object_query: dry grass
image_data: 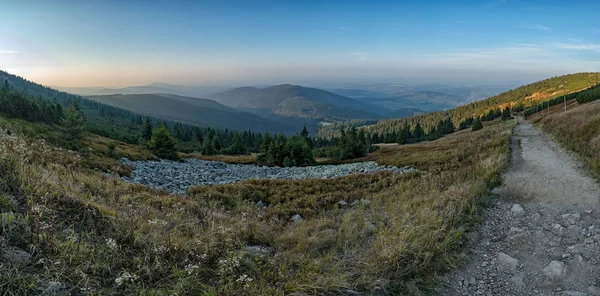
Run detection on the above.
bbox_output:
[534,99,600,180]
[0,118,515,295]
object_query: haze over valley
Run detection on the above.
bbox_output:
[1,1,600,295]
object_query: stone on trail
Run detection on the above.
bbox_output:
[562,291,589,296]
[497,252,519,272]
[542,260,566,279]
[588,285,600,296]
[511,204,525,216]
[291,214,303,223]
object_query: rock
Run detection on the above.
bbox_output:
[511,204,525,216]
[497,252,519,272]
[469,277,477,286]
[244,246,272,256]
[588,285,600,296]
[542,260,566,279]
[38,281,67,294]
[5,248,32,265]
[584,210,593,214]
[256,200,265,208]
[291,214,303,223]
[562,291,589,296]
[336,200,348,207]
[510,275,524,288]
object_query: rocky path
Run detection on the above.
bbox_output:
[442,117,600,296]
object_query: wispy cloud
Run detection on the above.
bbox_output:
[350,50,368,61]
[510,43,538,47]
[551,43,600,50]
[0,50,19,54]
[518,24,552,31]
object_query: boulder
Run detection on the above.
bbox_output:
[497,252,519,272]
[291,214,303,223]
[511,204,525,216]
[542,260,566,279]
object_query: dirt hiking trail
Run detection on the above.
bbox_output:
[441,117,600,296]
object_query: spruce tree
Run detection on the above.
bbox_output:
[142,118,153,142]
[472,117,483,131]
[501,106,512,120]
[60,103,86,150]
[149,126,179,160]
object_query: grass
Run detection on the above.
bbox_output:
[0,118,515,295]
[532,99,600,180]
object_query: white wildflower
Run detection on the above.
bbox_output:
[147,219,167,226]
[184,264,200,275]
[115,271,138,286]
[106,238,117,249]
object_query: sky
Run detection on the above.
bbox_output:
[0,0,599,87]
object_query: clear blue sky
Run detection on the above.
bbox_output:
[0,0,599,87]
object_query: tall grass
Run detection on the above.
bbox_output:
[536,100,600,180]
[0,119,514,295]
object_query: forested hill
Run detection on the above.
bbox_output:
[87,94,291,133]
[0,71,265,149]
[208,84,383,120]
[367,72,600,135]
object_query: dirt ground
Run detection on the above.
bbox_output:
[440,117,600,296]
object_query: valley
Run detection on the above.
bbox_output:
[1,70,600,295]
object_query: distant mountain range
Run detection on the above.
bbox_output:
[59,83,229,98]
[87,94,293,132]
[56,81,512,133]
[207,84,383,120]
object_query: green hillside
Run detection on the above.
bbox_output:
[366,72,600,137]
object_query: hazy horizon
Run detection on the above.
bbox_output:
[1,0,599,88]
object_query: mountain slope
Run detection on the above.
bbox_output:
[367,72,600,135]
[358,91,463,113]
[208,84,383,120]
[88,94,292,132]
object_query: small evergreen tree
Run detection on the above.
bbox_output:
[212,136,222,153]
[501,106,512,120]
[300,125,313,148]
[150,126,179,160]
[413,123,424,139]
[202,133,215,155]
[142,118,153,142]
[472,117,483,131]
[226,132,247,155]
[60,103,86,150]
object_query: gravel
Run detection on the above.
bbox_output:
[120,158,416,194]
[441,118,600,295]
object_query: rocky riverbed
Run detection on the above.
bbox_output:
[120,158,417,194]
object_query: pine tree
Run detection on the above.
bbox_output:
[227,132,247,155]
[472,117,483,131]
[149,126,179,160]
[60,103,86,150]
[260,132,273,152]
[413,123,424,139]
[212,135,222,153]
[501,106,512,120]
[202,133,215,155]
[300,125,313,148]
[142,118,153,142]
